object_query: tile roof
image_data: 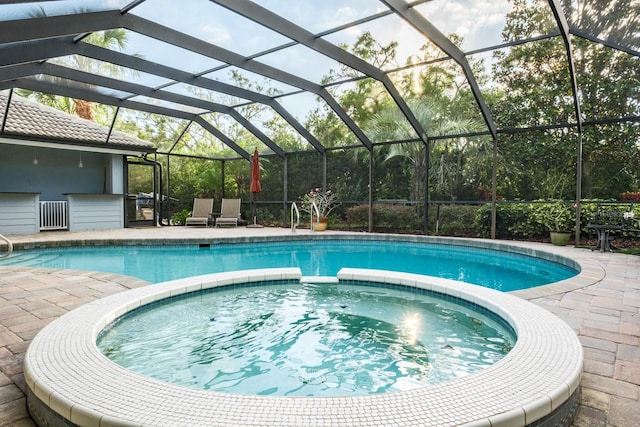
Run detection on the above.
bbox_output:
[0,93,155,152]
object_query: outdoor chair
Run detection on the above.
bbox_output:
[215,198,242,227]
[185,198,214,227]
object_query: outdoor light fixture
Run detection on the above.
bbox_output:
[33,149,38,166]
[78,152,83,168]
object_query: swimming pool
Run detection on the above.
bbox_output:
[2,238,577,291]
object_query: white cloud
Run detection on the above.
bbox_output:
[414,0,511,51]
[201,24,232,46]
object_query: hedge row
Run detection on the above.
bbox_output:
[342,201,639,239]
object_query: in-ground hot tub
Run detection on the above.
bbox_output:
[96,276,517,397]
[24,268,582,426]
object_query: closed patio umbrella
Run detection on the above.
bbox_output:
[248,149,263,227]
[250,149,261,193]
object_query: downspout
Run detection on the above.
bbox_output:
[165,123,190,224]
[142,154,163,226]
[123,159,129,228]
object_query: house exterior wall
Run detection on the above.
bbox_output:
[0,144,113,199]
[0,143,129,235]
[105,154,124,194]
[0,193,40,235]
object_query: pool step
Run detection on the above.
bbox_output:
[300,276,339,284]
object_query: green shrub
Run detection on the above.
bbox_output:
[345,204,420,230]
[376,204,419,229]
[531,201,575,233]
[348,200,638,242]
[345,204,369,227]
[474,203,546,239]
[171,209,191,226]
[433,204,480,237]
[473,204,535,238]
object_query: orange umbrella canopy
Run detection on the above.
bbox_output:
[250,149,261,193]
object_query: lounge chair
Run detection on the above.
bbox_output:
[185,198,214,227]
[215,198,242,227]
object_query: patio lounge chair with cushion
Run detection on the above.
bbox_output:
[185,198,214,227]
[215,198,242,227]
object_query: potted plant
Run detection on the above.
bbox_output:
[543,201,574,246]
[300,188,338,231]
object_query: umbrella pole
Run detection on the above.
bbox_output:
[250,192,255,222]
[247,192,264,228]
[252,199,257,224]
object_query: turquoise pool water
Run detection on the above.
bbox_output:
[1,239,577,291]
[98,281,516,397]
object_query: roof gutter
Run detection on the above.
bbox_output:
[0,137,154,157]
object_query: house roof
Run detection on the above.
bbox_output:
[0,93,155,154]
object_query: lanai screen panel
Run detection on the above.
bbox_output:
[126,95,209,115]
[171,119,231,157]
[1,0,637,161]
[412,0,514,53]
[131,0,293,58]
[163,83,252,108]
[322,11,444,70]
[25,75,135,100]
[200,111,273,156]
[87,30,226,76]
[275,91,360,149]
[48,55,174,89]
[251,0,388,35]
[563,0,640,53]
[111,110,191,151]
[0,1,130,20]
[258,44,364,85]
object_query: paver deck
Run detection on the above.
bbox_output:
[1,227,638,426]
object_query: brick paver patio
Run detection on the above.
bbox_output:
[0,228,638,426]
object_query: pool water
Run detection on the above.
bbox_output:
[1,240,576,291]
[97,282,516,397]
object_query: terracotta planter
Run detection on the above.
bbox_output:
[550,231,571,246]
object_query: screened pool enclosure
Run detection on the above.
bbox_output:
[1,0,638,241]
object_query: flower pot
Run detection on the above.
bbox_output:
[550,231,571,246]
[313,222,328,232]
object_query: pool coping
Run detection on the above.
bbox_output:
[24,266,584,427]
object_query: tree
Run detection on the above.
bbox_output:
[323,32,401,136]
[492,0,640,199]
[19,5,130,122]
[367,99,483,201]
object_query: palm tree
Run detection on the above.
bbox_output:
[367,98,481,201]
[19,7,130,122]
